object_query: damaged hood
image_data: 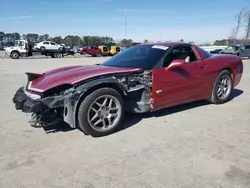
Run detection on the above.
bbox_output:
[27,65,141,93]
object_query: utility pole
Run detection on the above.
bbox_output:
[124,8,128,39]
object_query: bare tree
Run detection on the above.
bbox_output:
[244,11,250,40]
[233,8,245,41]
[230,28,237,41]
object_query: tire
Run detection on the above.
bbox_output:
[77,88,124,137]
[10,51,20,59]
[40,46,45,51]
[80,51,87,55]
[54,53,62,58]
[208,70,233,104]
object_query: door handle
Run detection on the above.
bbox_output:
[200,64,207,69]
[156,90,162,94]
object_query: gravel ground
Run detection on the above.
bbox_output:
[0,57,249,188]
[0,51,5,58]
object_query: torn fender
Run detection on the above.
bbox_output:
[64,76,129,128]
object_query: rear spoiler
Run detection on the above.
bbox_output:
[25,72,44,82]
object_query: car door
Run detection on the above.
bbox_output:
[246,45,250,57]
[239,45,250,57]
[50,42,58,50]
[42,41,49,49]
[152,45,207,110]
[87,47,95,54]
[223,46,234,54]
[93,47,101,54]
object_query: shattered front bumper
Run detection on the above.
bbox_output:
[13,87,44,113]
[12,86,79,128]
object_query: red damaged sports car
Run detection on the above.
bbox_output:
[13,42,243,137]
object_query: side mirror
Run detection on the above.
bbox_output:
[167,58,187,69]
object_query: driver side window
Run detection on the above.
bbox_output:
[163,46,198,67]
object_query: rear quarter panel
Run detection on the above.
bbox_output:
[202,54,243,97]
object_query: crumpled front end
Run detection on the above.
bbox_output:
[12,86,78,128]
[13,87,43,113]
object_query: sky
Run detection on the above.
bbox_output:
[0,0,250,43]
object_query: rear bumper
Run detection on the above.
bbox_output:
[13,87,43,113]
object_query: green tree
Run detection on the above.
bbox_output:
[143,39,148,43]
[63,36,73,46]
[4,33,14,43]
[38,34,50,41]
[26,33,39,42]
[0,31,5,41]
[120,39,133,46]
[213,39,228,45]
[51,36,63,44]
[12,32,21,40]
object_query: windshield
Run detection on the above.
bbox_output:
[14,41,24,47]
[234,46,240,50]
[102,44,169,69]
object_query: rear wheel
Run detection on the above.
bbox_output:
[77,88,124,137]
[54,53,62,58]
[208,70,233,104]
[40,46,45,51]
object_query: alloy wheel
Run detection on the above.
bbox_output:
[87,95,121,132]
[217,75,232,99]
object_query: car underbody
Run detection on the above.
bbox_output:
[13,70,153,129]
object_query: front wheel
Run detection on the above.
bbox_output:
[10,51,20,59]
[80,51,87,55]
[77,88,124,137]
[208,70,233,104]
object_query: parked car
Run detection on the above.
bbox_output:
[80,46,103,57]
[34,41,63,51]
[98,45,110,56]
[220,44,239,55]
[119,47,127,51]
[12,42,243,137]
[109,46,121,56]
[210,49,223,54]
[220,44,250,58]
[64,46,77,55]
[238,44,250,58]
